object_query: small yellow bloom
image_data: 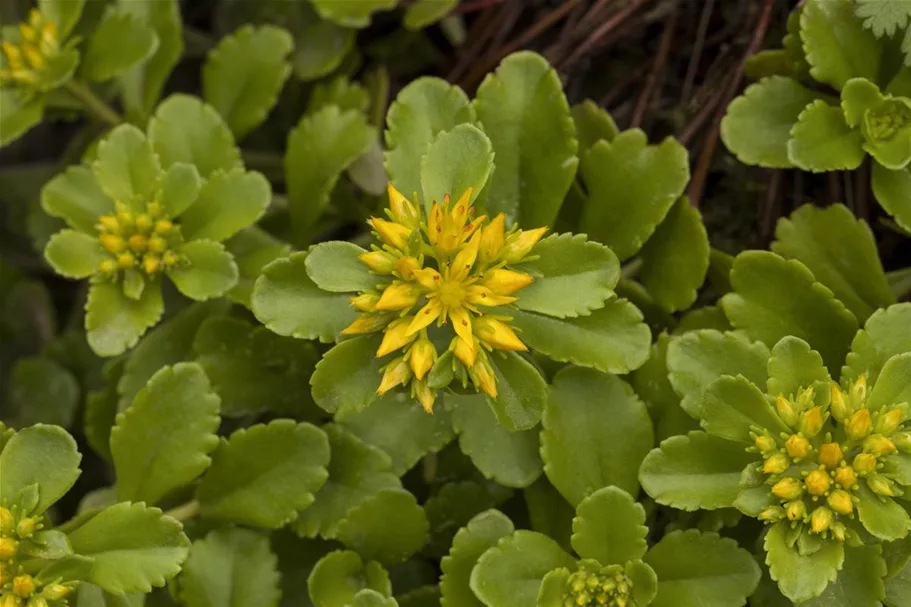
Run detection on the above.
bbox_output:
[810,507,833,534]
[13,574,36,597]
[875,408,904,435]
[128,233,148,253]
[0,537,18,559]
[360,250,397,274]
[853,453,877,474]
[799,406,824,437]
[830,384,850,421]
[375,282,420,311]
[479,213,506,263]
[42,584,72,601]
[376,317,418,357]
[117,252,136,269]
[465,285,516,307]
[395,256,420,280]
[864,434,897,456]
[427,189,479,256]
[867,472,896,497]
[100,233,126,254]
[754,435,777,453]
[409,338,436,381]
[98,259,117,274]
[350,293,380,312]
[846,408,872,440]
[501,227,547,263]
[804,469,831,496]
[759,506,784,522]
[451,335,477,368]
[377,358,411,395]
[771,478,803,500]
[15,517,37,538]
[147,236,168,253]
[98,215,120,232]
[0,506,13,533]
[163,251,181,267]
[154,219,173,234]
[851,374,868,403]
[817,443,843,468]
[0,594,19,607]
[762,453,789,475]
[473,317,527,351]
[776,395,799,427]
[371,217,411,250]
[341,314,388,335]
[834,465,858,489]
[414,381,435,413]
[785,434,811,459]
[831,522,847,542]
[387,185,420,227]
[785,499,806,521]
[142,255,161,275]
[481,268,534,296]
[471,354,498,398]
[827,490,854,515]
[134,214,153,233]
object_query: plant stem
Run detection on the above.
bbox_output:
[164,500,200,522]
[64,80,122,126]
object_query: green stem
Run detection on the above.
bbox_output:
[64,80,122,126]
[164,500,200,522]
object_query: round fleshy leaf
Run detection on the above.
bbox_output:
[0,89,44,147]
[699,375,787,443]
[308,551,392,607]
[542,367,653,505]
[195,420,330,529]
[626,561,659,607]
[86,279,164,357]
[179,527,280,607]
[470,531,575,607]
[310,0,398,28]
[763,521,844,603]
[871,162,911,233]
[93,124,161,203]
[290,2,354,81]
[842,77,885,128]
[311,335,385,416]
[572,100,618,151]
[160,162,202,218]
[178,169,270,242]
[485,351,547,431]
[305,241,377,293]
[867,351,911,414]
[472,51,578,227]
[766,336,831,400]
[167,240,239,301]
[41,165,114,233]
[404,0,458,30]
[6,357,79,428]
[800,544,886,607]
[81,6,159,82]
[0,424,81,515]
[420,123,494,213]
[441,510,515,607]
[801,0,883,90]
[222,226,290,308]
[639,431,756,511]
[856,483,911,541]
[845,303,911,385]
[787,100,865,171]
[425,481,503,559]
[536,568,570,607]
[337,488,429,565]
[45,229,106,278]
[571,486,647,566]
[252,251,358,343]
[885,553,911,606]
[645,529,761,607]
[111,363,220,506]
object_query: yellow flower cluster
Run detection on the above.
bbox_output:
[343,185,546,412]
[752,376,910,541]
[563,568,634,607]
[96,201,183,278]
[1,506,74,607]
[0,9,58,87]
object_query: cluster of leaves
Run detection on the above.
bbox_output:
[2,1,911,607]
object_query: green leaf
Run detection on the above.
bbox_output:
[773,203,895,323]
[872,163,911,233]
[203,25,293,140]
[117,300,229,411]
[800,544,886,607]
[846,303,911,384]
[842,77,885,128]
[473,51,578,227]
[6,357,79,428]
[721,251,859,375]
[542,367,653,506]
[571,486,647,566]
[580,129,689,260]
[310,0,398,28]
[447,393,542,488]
[82,6,159,82]
[179,528,280,607]
[86,279,164,357]
[856,482,911,541]
[66,502,189,594]
[45,229,106,278]
[801,0,882,90]
[486,351,547,431]
[117,0,183,122]
[353,590,398,607]
[639,431,755,511]
[193,316,320,418]
[337,392,455,476]
[404,0,458,29]
[148,94,242,179]
[638,197,710,313]
[293,424,401,539]
[886,555,911,607]
[311,335,385,416]
[223,227,291,308]
[93,125,161,203]
[787,100,866,171]
[178,168,270,242]
[469,531,574,607]
[160,162,202,218]
[720,76,820,168]
[291,2,355,81]
[41,165,114,234]
[286,105,376,239]
[699,375,787,443]
[763,521,844,602]
[384,77,475,202]
[513,233,618,318]
[855,0,911,36]
[306,241,377,293]
[167,240,239,301]
[510,300,652,375]
[425,481,500,559]
[0,89,44,147]
[766,336,831,400]
[195,419,330,528]
[441,510,515,607]
[338,488,430,565]
[572,100,618,151]
[253,252,358,343]
[420,123,494,212]
[308,551,392,607]
[74,583,144,607]
[308,76,369,114]
[111,363,220,506]
[645,529,761,607]
[0,424,80,514]
[39,0,85,37]
[868,351,911,410]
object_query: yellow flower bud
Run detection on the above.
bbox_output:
[830,384,850,421]
[163,251,181,267]
[376,317,418,357]
[0,506,13,533]
[474,317,527,352]
[846,408,872,441]
[147,236,168,254]
[375,282,420,311]
[128,234,147,253]
[785,499,807,521]
[1,41,23,69]
[818,443,843,468]
[785,434,811,459]
[481,268,534,296]
[501,227,547,263]
[147,201,163,217]
[98,258,117,274]
[15,517,37,538]
[772,478,803,500]
[810,507,834,534]
[414,381,435,413]
[758,506,784,522]
[41,584,72,601]
[100,233,126,254]
[851,374,868,404]
[154,219,173,234]
[0,561,9,585]
[142,255,161,275]
[471,355,498,398]
[827,490,854,515]
[360,250,397,274]
[116,208,134,226]
[97,215,120,233]
[377,357,411,395]
[834,465,858,489]
[370,217,411,250]
[875,408,904,435]
[0,595,19,607]
[853,453,878,474]
[451,335,477,368]
[409,338,436,381]
[763,453,789,475]
[864,434,897,456]
[13,574,36,597]
[867,472,897,497]
[387,185,420,227]
[0,537,17,559]
[479,213,506,263]
[755,435,777,453]
[831,522,847,542]
[117,252,136,268]
[134,214,153,232]
[22,44,44,70]
[395,256,420,280]
[799,406,824,437]
[796,386,816,410]
[776,396,799,427]
[350,293,380,312]
[341,314,388,336]
[805,469,831,496]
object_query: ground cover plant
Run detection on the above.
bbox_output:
[1,1,910,607]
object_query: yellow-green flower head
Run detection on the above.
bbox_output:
[95,201,185,281]
[0,9,59,87]
[343,185,546,412]
[563,566,634,607]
